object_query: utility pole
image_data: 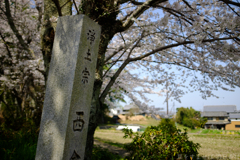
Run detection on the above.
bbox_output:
[166,81,169,115]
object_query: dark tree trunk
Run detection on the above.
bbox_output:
[79,1,124,159]
[42,0,72,82]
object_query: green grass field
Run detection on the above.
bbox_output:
[189,134,240,160]
[119,117,160,127]
[94,129,240,160]
[95,119,240,160]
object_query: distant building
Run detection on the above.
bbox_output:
[121,105,134,115]
[226,113,240,130]
[203,105,237,113]
[201,111,230,129]
[121,104,146,116]
[201,105,240,130]
[158,111,174,119]
[109,108,121,117]
[109,104,146,117]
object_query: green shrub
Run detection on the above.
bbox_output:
[0,129,38,160]
[182,117,195,129]
[0,119,39,160]
[123,119,200,160]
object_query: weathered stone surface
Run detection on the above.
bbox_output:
[35,14,101,160]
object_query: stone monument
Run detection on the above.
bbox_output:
[35,15,101,160]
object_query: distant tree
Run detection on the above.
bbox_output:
[199,117,208,128]
[176,107,204,129]
[129,106,140,116]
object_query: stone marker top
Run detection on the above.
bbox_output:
[35,14,101,160]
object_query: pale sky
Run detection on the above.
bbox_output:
[147,87,240,112]
[121,71,240,113]
[124,65,240,113]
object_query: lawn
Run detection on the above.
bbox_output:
[94,129,132,145]
[119,117,160,127]
[189,134,240,160]
[94,129,240,160]
[96,119,240,159]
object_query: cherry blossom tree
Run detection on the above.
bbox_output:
[0,0,239,158]
[0,0,44,127]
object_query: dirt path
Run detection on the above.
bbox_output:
[94,139,130,158]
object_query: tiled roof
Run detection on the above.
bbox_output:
[205,121,230,125]
[123,105,134,110]
[229,113,240,119]
[201,111,228,117]
[203,105,236,112]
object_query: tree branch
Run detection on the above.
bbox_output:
[4,0,32,57]
[182,0,194,10]
[105,46,124,63]
[103,50,126,78]
[122,0,167,31]
[219,0,240,7]
[73,0,79,14]
[100,59,130,103]
[156,5,194,25]
[51,0,62,16]
[142,60,240,87]
[105,30,147,63]
[225,2,240,16]
[0,30,12,58]
[100,31,146,101]
[129,37,237,62]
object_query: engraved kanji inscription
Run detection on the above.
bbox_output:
[87,29,95,45]
[82,67,90,84]
[70,150,81,160]
[73,112,84,132]
[84,49,91,61]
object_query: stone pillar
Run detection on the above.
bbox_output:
[35,14,101,160]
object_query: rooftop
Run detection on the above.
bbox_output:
[205,121,230,125]
[201,111,228,117]
[203,105,237,112]
[123,105,138,110]
[229,113,240,119]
